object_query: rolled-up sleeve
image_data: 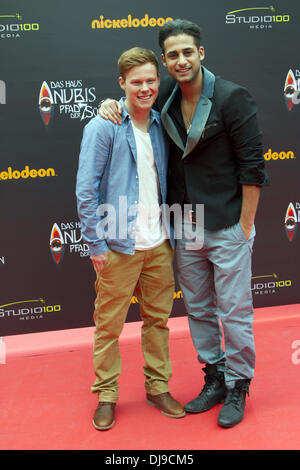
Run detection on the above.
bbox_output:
[223,87,269,187]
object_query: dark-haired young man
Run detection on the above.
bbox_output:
[99,19,269,428]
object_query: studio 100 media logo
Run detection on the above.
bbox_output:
[0,298,61,323]
[225,5,290,30]
[0,12,39,39]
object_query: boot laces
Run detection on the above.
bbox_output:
[226,381,249,407]
[202,367,223,392]
[203,374,216,392]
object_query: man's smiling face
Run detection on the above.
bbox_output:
[119,62,160,113]
[161,33,205,84]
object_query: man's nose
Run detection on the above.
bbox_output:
[140,82,150,92]
[178,53,187,66]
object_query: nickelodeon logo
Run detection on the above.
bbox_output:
[0,165,56,181]
[131,290,183,304]
[264,149,295,160]
[91,13,173,30]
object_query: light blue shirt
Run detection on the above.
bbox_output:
[76,99,171,256]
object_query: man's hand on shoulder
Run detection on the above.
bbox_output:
[98,99,123,125]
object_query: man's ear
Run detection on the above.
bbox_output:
[161,53,167,67]
[118,76,125,90]
[199,46,205,61]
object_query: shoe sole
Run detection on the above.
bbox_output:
[218,414,244,428]
[92,419,115,431]
[146,400,186,418]
[184,397,225,413]
[217,419,243,428]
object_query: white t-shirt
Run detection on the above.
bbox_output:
[132,124,167,250]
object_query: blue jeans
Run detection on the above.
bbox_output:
[175,222,256,388]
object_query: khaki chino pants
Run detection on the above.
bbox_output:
[91,241,175,402]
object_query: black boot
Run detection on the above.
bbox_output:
[184,363,227,413]
[218,379,250,428]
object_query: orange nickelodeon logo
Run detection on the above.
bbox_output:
[264,149,295,161]
[0,165,56,181]
[91,13,173,29]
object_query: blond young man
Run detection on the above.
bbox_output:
[76,47,185,431]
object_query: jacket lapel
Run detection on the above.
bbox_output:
[183,95,212,159]
[161,84,185,152]
[160,66,216,159]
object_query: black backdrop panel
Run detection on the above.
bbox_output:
[1,0,300,335]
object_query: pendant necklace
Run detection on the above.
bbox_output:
[181,100,197,135]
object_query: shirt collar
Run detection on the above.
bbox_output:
[119,97,160,125]
[161,66,215,117]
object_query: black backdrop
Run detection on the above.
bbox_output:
[1,0,299,336]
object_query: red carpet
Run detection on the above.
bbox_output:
[0,304,299,450]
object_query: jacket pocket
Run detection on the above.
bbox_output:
[200,122,218,139]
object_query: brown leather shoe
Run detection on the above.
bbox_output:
[146,392,186,418]
[93,402,116,430]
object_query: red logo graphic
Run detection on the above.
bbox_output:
[284,202,297,242]
[39,81,54,126]
[50,223,64,265]
[284,70,298,111]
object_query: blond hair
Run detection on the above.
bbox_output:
[118,47,159,78]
